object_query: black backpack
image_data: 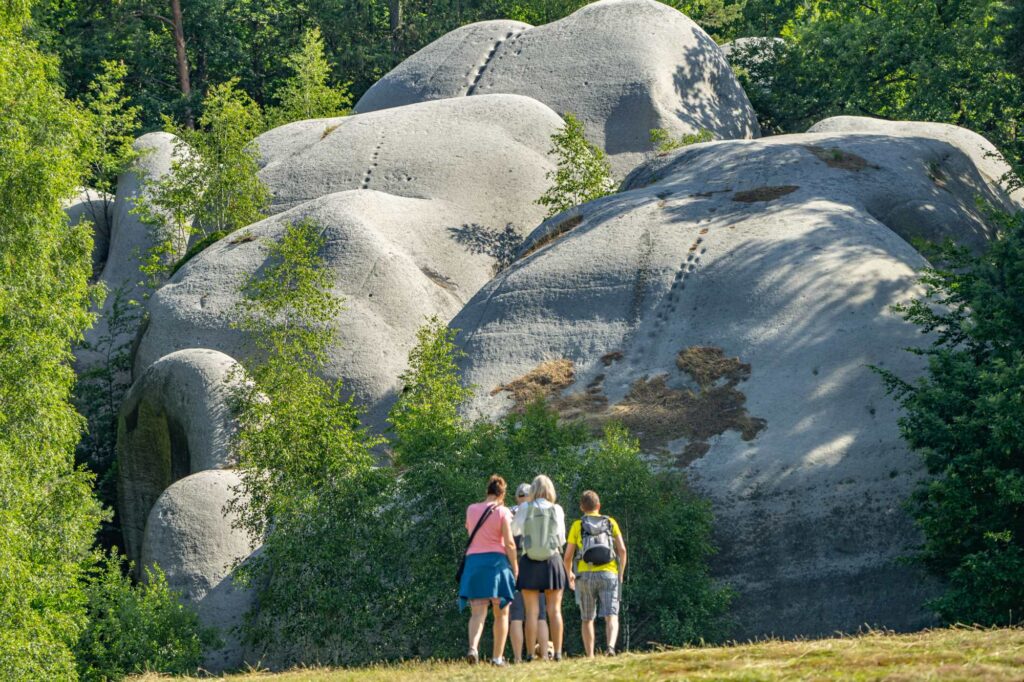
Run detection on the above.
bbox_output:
[580,515,615,565]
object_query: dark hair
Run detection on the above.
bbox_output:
[487,474,507,499]
[580,490,600,513]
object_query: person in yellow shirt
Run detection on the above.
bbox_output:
[563,490,627,657]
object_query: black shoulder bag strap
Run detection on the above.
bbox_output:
[455,504,496,584]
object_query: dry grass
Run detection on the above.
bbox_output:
[135,627,1024,681]
[519,215,584,259]
[492,347,767,453]
[490,359,575,409]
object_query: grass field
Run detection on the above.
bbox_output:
[136,627,1024,681]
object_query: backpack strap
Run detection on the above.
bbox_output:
[464,504,496,556]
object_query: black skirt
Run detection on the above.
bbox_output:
[517,554,567,591]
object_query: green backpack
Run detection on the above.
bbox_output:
[522,503,561,561]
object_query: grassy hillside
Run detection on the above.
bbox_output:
[138,627,1024,681]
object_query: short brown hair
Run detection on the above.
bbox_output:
[580,490,600,513]
[487,474,507,500]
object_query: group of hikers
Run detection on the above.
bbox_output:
[458,474,628,666]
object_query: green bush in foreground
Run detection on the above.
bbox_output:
[75,552,216,681]
[236,308,730,665]
[877,206,1024,625]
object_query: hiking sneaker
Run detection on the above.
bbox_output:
[491,658,506,666]
[606,646,617,657]
[553,652,563,662]
[466,650,479,665]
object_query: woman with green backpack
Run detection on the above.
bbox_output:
[512,474,567,662]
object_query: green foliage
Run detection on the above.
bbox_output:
[266,27,353,129]
[73,285,142,550]
[877,207,1024,625]
[228,219,384,660]
[733,0,1024,171]
[0,13,106,681]
[80,59,140,208]
[650,127,715,153]
[75,551,215,681]
[135,79,269,284]
[537,113,616,218]
[242,318,730,665]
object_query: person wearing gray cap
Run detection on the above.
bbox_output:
[508,482,549,662]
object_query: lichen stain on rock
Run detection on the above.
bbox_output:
[804,145,876,172]
[732,185,799,203]
[491,346,767,457]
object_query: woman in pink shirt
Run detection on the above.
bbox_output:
[458,475,518,666]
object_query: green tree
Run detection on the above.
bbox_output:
[80,59,141,224]
[136,78,269,283]
[877,207,1024,625]
[227,219,386,661]
[75,551,215,681]
[733,0,1024,170]
[0,7,106,679]
[266,27,353,129]
[537,112,616,219]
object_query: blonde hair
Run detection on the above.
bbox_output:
[529,474,557,503]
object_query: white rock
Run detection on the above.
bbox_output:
[141,469,257,673]
[355,0,760,176]
[452,126,1018,637]
[117,348,243,568]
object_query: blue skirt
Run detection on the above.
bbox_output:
[458,552,516,610]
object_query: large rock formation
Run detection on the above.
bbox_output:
[117,348,243,568]
[64,188,112,280]
[136,95,562,428]
[257,93,561,221]
[141,469,257,673]
[355,0,759,176]
[449,125,1021,637]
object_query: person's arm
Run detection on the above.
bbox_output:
[563,541,576,591]
[556,504,567,546]
[501,513,518,580]
[614,533,627,582]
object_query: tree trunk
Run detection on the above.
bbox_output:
[170,0,193,128]
[388,0,402,57]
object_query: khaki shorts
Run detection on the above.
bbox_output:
[576,572,619,620]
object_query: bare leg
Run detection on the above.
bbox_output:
[491,599,509,661]
[468,599,488,656]
[522,590,540,659]
[538,618,550,658]
[544,589,564,656]
[510,619,524,662]
[606,614,619,652]
[581,618,596,657]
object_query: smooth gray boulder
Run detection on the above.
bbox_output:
[135,190,521,431]
[807,116,1024,207]
[256,94,561,222]
[355,0,760,176]
[450,126,1019,638]
[117,348,243,568]
[141,469,257,673]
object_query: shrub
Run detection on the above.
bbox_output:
[649,127,714,153]
[877,206,1024,625]
[75,551,215,681]
[240,316,731,665]
[536,112,615,218]
[135,79,269,284]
